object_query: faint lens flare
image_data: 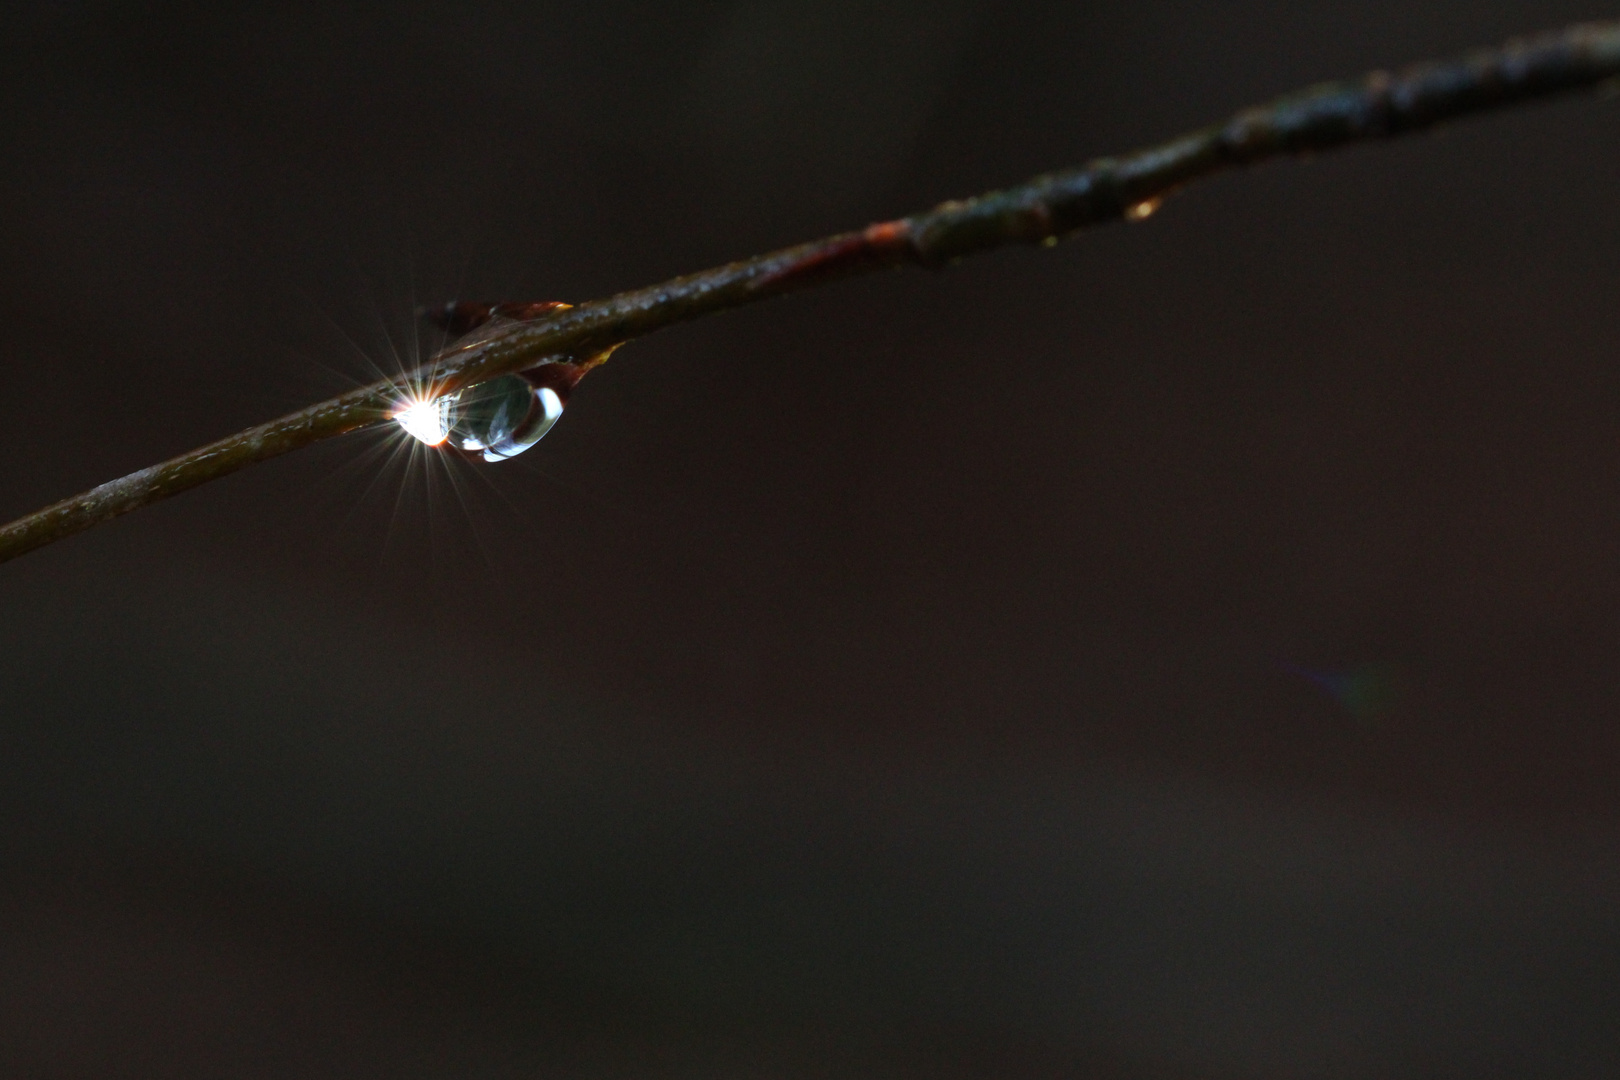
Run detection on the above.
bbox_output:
[1282,660,1399,724]
[392,393,453,446]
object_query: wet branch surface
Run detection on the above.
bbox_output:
[5,19,1620,565]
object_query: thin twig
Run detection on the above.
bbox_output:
[5,19,1620,566]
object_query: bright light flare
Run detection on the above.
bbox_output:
[392,394,453,446]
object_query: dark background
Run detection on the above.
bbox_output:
[4,1,1620,1075]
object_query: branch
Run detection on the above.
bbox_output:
[5,19,1620,566]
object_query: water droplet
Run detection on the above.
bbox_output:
[1124,197,1162,222]
[393,373,565,461]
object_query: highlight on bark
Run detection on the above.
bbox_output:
[4,19,1620,566]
